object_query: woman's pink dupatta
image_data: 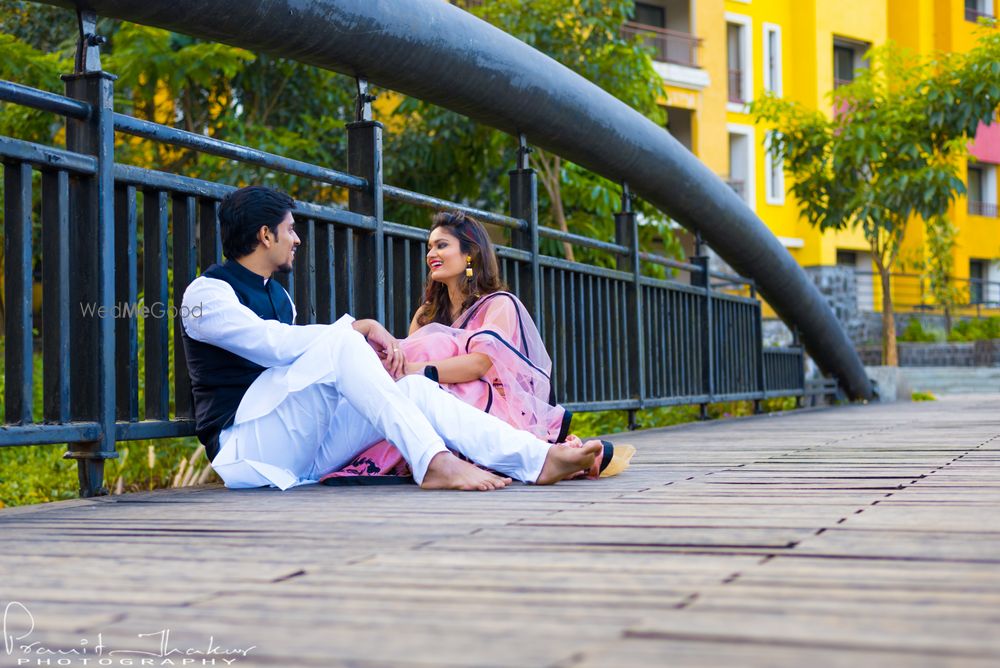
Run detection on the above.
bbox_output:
[321,292,570,483]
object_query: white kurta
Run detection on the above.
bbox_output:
[181,275,551,490]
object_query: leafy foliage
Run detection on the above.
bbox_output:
[948,315,1000,341]
[0,340,210,508]
[898,318,944,343]
[386,0,681,269]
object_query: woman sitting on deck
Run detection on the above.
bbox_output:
[323,211,633,483]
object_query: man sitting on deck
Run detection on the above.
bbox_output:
[180,185,602,491]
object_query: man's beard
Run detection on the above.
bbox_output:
[276,262,293,274]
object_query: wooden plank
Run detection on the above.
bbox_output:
[1,395,999,667]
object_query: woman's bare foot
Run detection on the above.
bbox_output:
[536,440,602,485]
[420,451,513,491]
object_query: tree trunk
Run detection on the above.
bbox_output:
[879,266,898,366]
[531,150,574,261]
[549,162,573,262]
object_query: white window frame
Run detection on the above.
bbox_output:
[764,130,785,205]
[762,22,782,96]
[725,12,754,113]
[727,122,757,212]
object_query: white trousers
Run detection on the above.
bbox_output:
[212,317,551,489]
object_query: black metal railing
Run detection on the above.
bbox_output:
[726,179,745,200]
[852,271,1000,313]
[968,200,999,217]
[621,22,701,68]
[0,61,815,495]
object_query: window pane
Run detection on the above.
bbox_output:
[727,24,742,69]
[968,166,984,202]
[633,2,665,27]
[834,46,854,83]
[836,251,857,267]
[767,30,778,91]
[970,260,986,303]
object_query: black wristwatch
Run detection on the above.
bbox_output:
[423,365,439,383]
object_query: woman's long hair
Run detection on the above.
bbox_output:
[418,211,506,326]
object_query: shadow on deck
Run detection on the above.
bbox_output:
[2,395,998,667]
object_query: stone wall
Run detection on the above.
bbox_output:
[858,339,1000,367]
[801,266,876,344]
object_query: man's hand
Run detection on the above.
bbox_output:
[353,319,406,378]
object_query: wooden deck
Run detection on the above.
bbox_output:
[2,394,999,667]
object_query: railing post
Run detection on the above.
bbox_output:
[509,134,541,324]
[62,9,117,497]
[614,183,644,430]
[690,253,713,419]
[751,281,764,414]
[792,325,805,408]
[347,77,385,321]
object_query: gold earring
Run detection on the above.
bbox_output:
[465,255,473,278]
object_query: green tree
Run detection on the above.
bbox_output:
[752,29,1000,366]
[386,0,679,266]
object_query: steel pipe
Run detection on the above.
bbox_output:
[36,0,873,399]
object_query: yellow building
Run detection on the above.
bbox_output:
[629,0,1000,313]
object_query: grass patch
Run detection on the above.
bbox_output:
[571,396,800,435]
[0,340,212,509]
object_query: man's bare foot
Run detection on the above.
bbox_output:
[536,440,603,485]
[420,451,513,491]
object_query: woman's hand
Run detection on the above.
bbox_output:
[355,319,406,378]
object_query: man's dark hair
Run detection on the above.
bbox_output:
[218,186,295,260]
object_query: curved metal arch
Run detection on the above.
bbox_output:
[39,0,873,399]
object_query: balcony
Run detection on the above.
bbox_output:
[622,22,701,68]
[968,200,999,217]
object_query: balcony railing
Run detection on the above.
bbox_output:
[969,200,999,217]
[834,77,854,89]
[728,69,744,103]
[726,179,745,200]
[965,7,995,22]
[852,271,1000,313]
[622,22,701,68]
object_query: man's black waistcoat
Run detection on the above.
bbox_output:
[182,260,294,461]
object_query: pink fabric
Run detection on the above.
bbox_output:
[320,292,569,482]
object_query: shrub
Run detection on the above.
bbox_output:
[948,316,1000,342]
[899,318,943,343]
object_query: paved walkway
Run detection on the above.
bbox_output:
[2,395,998,667]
